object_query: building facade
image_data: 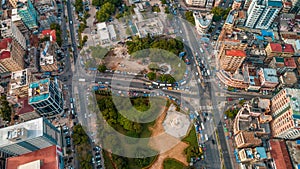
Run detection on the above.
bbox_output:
[271,88,300,139]
[185,0,207,6]
[0,38,25,73]
[28,78,64,117]
[220,49,247,73]
[0,117,61,156]
[245,0,282,29]
[17,0,38,30]
[193,12,213,35]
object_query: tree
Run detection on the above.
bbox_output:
[147,72,156,80]
[159,74,176,84]
[164,6,170,14]
[96,2,115,22]
[148,63,160,71]
[211,7,231,22]
[74,0,84,13]
[161,0,167,4]
[0,95,11,122]
[98,64,107,72]
[185,11,195,25]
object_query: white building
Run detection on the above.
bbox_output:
[245,0,282,29]
[107,25,116,41]
[96,22,110,45]
[0,117,61,156]
[185,0,206,7]
[193,12,213,35]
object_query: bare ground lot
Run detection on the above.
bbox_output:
[147,105,189,169]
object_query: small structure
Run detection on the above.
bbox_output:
[135,17,163,38]
[96,22,110,44]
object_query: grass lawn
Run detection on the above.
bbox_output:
[182,127,198,147]
[163,158,186,169]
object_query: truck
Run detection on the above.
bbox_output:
[206,70,210,76]
[79,79,85,82]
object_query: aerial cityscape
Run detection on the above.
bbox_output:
[0,0,299,168]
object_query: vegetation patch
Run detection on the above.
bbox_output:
[163,158,187,169]
[182,127,202,163]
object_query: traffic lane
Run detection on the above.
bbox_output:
[217,121,232,169]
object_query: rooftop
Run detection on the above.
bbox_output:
[269,140,293,169]
[28,78,50,103]
[269,43,295,53]
[284,57,297,68]
[107,25,116,39]
[135,17,164,38]
[193,12,213,27]
[96,22,110,41]
[280,71,298,85]
[225,49,246,57]
[0,118,44,147]
[10,69,29,91]
[17,97,35,115]
[6,145,62,169]
[40,41,55,66]
[41,30,56,42]
[262,68,278,83]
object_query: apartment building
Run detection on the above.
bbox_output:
[0,19,26,50]
[0,38,24,73]
[28,78,64,117]
[193,12,213,35]
[11,9,29,34]
[258,68,279,90]
[17,0,38,30]
[265,42,295,63]
[220,49,247,73]
[245,0,282,29]
[40,41,58,72]
[0,117,61,156]
[271,88,300,139]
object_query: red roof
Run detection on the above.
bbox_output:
[0,38,12,50]
[284,57,297,68]
[283,44,294,53]
[270,43,282,52]
[6,146,61,169]
[269,43,295,53]
[225,50,246,57]
[269,140,293,169]
[0,51,11,59]
[41,29,56,42]
[17,97,35,115]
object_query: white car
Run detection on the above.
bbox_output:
[70,21,73,24]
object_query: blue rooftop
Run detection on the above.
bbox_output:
[268,0,282,7]
[296,140,300,145]
[29,93,49,103]
[256,147,267,159]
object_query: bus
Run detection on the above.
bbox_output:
[152,82,159,86]
[205,134,208,141]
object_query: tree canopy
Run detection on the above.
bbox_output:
[98,64,107,72]
[96,2,115,22]
[211,7,231,21]
[0,95,11,122]
[185,11,195,25]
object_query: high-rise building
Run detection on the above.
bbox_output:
[17,0,38,30]
[6,145,64,169]
[185,0,207,7]
[245,0,282,29]
[8,0,27,8]
[11,9,29,34]
[0,117,61,156]
[28,78,64,117]
[0,38,25,73]
[290,0,300,13]
[219,49,247,73]
[271,88,300,139]
[0,19,27,50]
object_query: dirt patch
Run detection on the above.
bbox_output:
[104,45,149,73]
[147,106,189,169]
